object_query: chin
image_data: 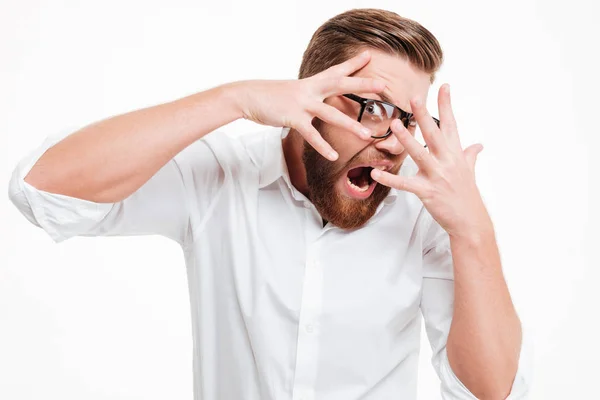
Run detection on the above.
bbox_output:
[302,137,400,230]
[314,181,392,230]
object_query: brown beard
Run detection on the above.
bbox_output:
[302,140,400,230]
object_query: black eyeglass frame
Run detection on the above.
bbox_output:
[343,93,440,140]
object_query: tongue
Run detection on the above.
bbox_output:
[348,167,364,179]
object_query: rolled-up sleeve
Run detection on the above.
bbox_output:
[420,213,532,399]
[8,126,224,246]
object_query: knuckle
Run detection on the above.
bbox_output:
[393,178,405,190]
[336,113,355,129]
[305,101,318,115]
[315,104,331,121]
[300,78,316,92]
[315,77,333,95]
[332,76,344,89]
[361,78,373,90]
[350,120,362,131]
[422,187,434,199]
[281,116,293,127]
[302,82,316,97]
[302,126,319,141]
[414,147,429,161]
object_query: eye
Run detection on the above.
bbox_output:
[365,102,384,119]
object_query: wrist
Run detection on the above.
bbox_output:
[174,81,249,141]
[448,212,496,246]
[219,80,253,121]
[447,210,495,245]
[449,225,495,247]
[446,193,493,237]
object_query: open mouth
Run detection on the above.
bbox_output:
[347,166,374,192]
[344,164,390,199]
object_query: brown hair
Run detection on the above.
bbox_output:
[299,8,444,84]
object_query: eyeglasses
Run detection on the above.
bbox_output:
[343,93,440,140]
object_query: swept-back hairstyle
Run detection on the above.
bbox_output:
[299,8,443,83]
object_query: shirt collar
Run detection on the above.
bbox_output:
[256,127,289,189]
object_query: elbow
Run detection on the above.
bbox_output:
[23,161,53,193]
[447,341,521,400]
[459,360,519,400]
[23,169,41,190]
[471,383,514,400]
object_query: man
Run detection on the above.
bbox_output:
[9,8,530,400]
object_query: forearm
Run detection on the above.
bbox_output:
[25,81,246,203]
[446,222,522,399]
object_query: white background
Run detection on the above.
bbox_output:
[1,0,598,399]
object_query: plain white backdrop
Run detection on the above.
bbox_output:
[1,0,598,399]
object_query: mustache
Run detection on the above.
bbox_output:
[331,148,400,178]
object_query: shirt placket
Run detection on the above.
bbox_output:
[291,202,326,400]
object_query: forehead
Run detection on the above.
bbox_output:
[352,49,431,112]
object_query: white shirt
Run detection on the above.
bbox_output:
[9,126,531,399]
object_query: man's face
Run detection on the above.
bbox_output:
[303,49,432,229]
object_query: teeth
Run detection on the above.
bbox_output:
[347,177,369,192]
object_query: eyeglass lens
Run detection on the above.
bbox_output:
[360,100,402,137]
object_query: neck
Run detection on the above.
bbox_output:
[282,129,310,198]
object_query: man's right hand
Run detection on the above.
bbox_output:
[23,50,385,204]
[233,50,386,161]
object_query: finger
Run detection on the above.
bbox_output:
[323,76,386,97]
[322,50,372,78]
[437,83,461,146]
[314,103,372,140]
[370,169,428,196]
[296,121,339,161]
[410,97,447,156]
[464,143,483,169]
[390,119,436,172]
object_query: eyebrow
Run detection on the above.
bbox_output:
[375,91,394,104]
[377,92,410,113]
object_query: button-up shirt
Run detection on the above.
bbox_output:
[9,126,531,399]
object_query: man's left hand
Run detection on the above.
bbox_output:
[370,84,492,238]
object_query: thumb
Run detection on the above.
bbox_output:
[464,143,483,169]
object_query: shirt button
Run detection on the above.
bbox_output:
[305,324,314,333]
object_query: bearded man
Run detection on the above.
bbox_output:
[9,8,531,400]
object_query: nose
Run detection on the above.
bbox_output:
[373,130,404,155]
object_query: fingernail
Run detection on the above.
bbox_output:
[328,151,339,160]
[391,119,403,131]
[360,127,372,138]
[371,169,381,179]
[446,84,451,94]
[361,50,370,57]
[412,98,421,107]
